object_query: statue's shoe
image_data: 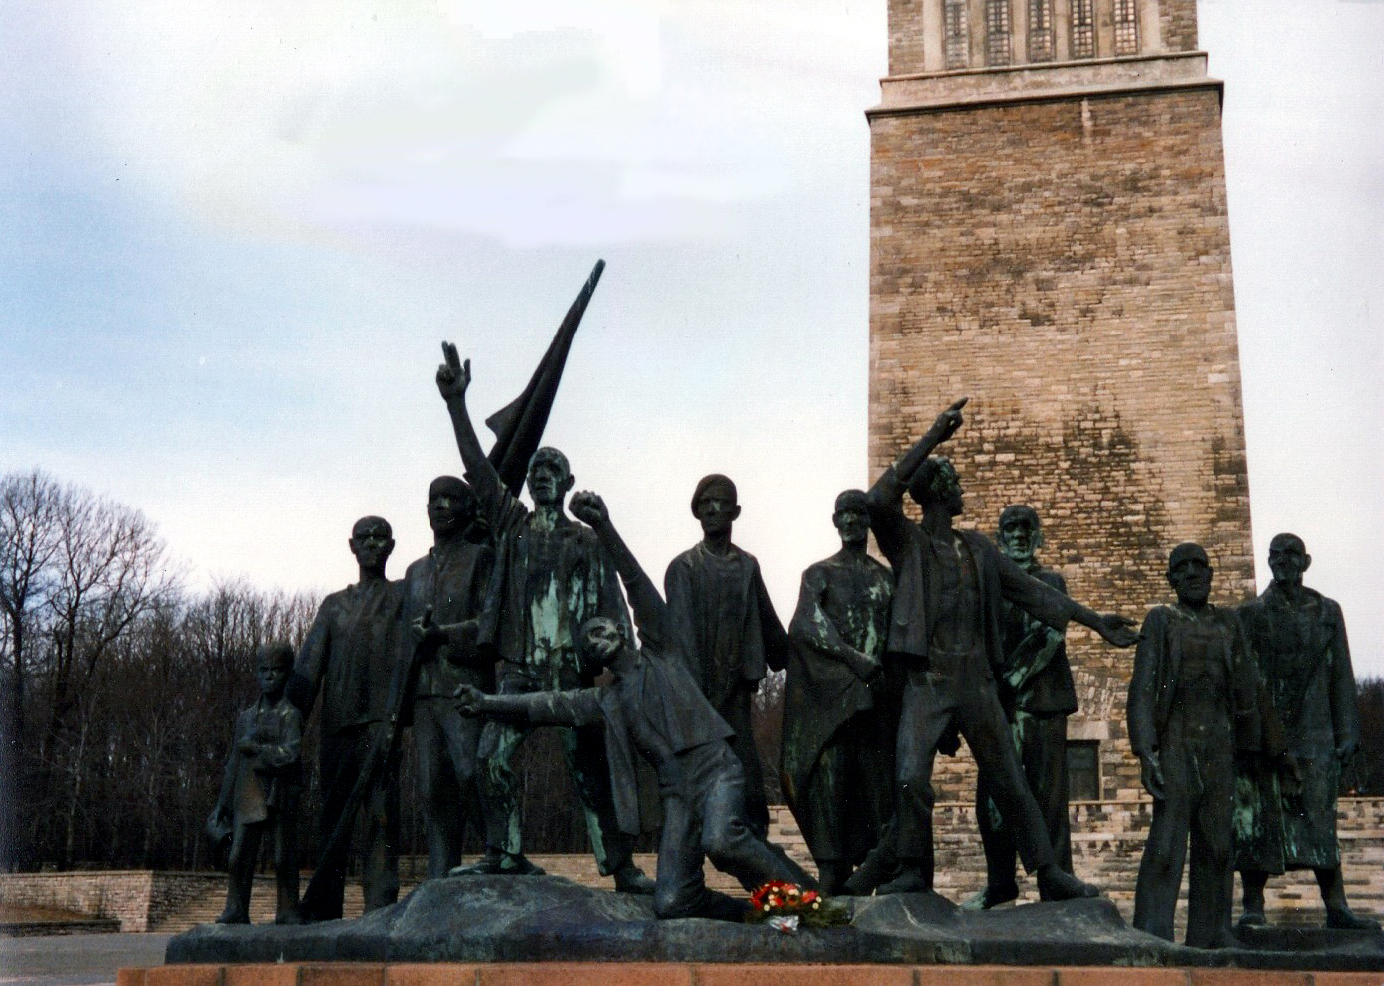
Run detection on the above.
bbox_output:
[613,863,656,895]
[877,866,932,895]
[450,853,547,877]
[1036,865,1099,902]
[1326,907,1382,931]
[960,883,1019,911]
[214,909,249,925]
[1236,909,1267,928]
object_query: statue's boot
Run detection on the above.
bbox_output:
[1326,907,1381,931]
[275,909,304,926]
[1319,868,1381,930]
[1035,863,1099,901]
[214,907,249,925]
[878,861,932,895]
[450,851,546,877]
[1194,926,1244,950]
[816,861,852,897]
[961,881,1020,911]
[842,841,900,896]
[613,861,656,895]
[1238,869,1268,927]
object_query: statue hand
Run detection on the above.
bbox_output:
[1336,739,1358,765]
[1094,613,1140,648]
[1279,753,1304,797]
[847,649,881,682]
[1139,751,1166,802]
[569,491,608,527]
[411,607,445,648]
[453,683,484,713]
[436,342,470,400]
[929,397,968,444]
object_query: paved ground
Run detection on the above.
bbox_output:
[0,933,169,986]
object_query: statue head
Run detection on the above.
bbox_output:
[908,457,964,516]
[527,447,574,508]
[427,475,477,538]
[1166,542,1212,608]
[1267,532,1310,589]
[256,641,295,700]
[578,615,627,675]
[998,505,1043,566]
[833,489,870,548]
[349,515,395,575]
[691,474,741,539]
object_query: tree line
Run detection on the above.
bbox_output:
[1,467,1377,873]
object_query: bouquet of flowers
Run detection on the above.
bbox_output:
[746,881,850,933]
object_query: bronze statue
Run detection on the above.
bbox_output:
[208,642,303,925]
[1235,533,1379,931]
[401,477,495,879]
[860,398,1136,899]
[1128,543,1262,948]
[456,491,813,921]
[288,515,406,920]
[781,489,896,895]
[435,345,653,893]
[966,505,1078,909]
[665,474,790,837]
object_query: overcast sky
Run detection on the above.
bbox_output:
[2,0,1380,676]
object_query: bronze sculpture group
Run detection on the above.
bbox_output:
[207,301,1376,943]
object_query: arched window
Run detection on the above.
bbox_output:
[944,0,971,69]
[1028,0,1055,62]
[1070,0,1095,58]
[1114,0,1140,54]
[985,0,1012,66]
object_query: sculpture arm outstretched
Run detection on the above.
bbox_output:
[570,491,668,640]
[867,397,967,507]
[435,342,504,511]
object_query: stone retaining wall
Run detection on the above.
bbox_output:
[0,871,224,932]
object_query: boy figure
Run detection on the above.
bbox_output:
[1235,533,1379,931]
[290,515,406,919]
[435,345,652,892]
[1128,543,1261,948]
[967,505,1078,909]
[665,474,790,836]
[781,489,896,895]
[457,491,813,921]
[402,476,495,878]
[208,642,303,925]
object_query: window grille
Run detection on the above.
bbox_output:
[985,0,1012,66]
[1028,0,1055,62]
[1070,0,1095,58]
[944,0,971,69]
[1114,0,1140,54]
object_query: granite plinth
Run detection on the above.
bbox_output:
[164,875,1384,971]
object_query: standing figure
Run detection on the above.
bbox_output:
[208,642,303,925]
[457,491,813,921]
[665,474,790,836]
[1128,543,1262,949]
[781,489,896,895]
[434,344,652,892]
[289,515,406,919]
[401,476,495,878]
[1235,533,1379,930]
[862,398,1136,899]
[967,505,1078,909]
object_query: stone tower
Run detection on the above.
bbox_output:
[867,0,1254,801]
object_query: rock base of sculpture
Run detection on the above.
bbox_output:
[164,875,1384,971]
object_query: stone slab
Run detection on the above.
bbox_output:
[162,875,1384,972]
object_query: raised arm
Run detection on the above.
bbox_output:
[435,342,504,509]
[569,491,668,642]
[867,397,968,509]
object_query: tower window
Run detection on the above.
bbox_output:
[1114,0,1140,54]
[1028,0,1055,62]
[1070,0,1095,58]
[945,0,971,69]
[985,0,1012,66]
[1067,740,1100,801]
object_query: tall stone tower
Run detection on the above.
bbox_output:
[867,0,1253,801]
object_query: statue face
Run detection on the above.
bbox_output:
[581,617,623,665]
[350,520,395,571]
[1267,537,1309,587]
[694,492,741,538]
[1168,556,1213,607]
[833,504,869,547]
[428,484,475,537]
[257,652,292,697]
[934,462,965,516]
[526,456,573,507]
[999,515,1040,564]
